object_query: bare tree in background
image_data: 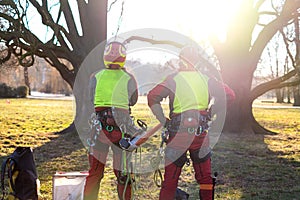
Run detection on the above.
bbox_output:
[0,0,107,87]
[292,12,300,106]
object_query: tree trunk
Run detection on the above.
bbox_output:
[224,92,253,133]
[222,62,254,133]
[293,85,300,106]
[56,0,108,134]
[24,66,31,95]
[287,87,291,103]
[275,88,283,103]
[224,85,276,134]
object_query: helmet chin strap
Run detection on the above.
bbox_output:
[108,64,122,69]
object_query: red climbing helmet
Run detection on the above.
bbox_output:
[179,46,201,69]
[103,41,127,68]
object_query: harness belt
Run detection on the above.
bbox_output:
[96,109,120,132]
[168,110,210,135]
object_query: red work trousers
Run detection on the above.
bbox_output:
[83,132,131,200]
[159,132,213,200]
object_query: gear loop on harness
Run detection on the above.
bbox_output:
[195,126,203,136]
[95,123,102,133]
[168,110,211,136]
[87,113,103,149]
[93,119,100,126]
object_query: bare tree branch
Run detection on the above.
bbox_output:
[107,0,119,12]
[280,29,296,67]
[254,0,267,11]
[250,68,298,101]
[0,48,12,64]
[124,36,183,48]
[76,0,87,37]
[28,0,71,50]
[249,0,299,72]
[60,0,79,38]
[258,11,278,16]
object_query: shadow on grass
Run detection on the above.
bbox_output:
[209,132,300,200]
[1,130,298,200]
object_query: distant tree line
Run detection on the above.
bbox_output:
[0,83,28,98]
[0,57,72,95]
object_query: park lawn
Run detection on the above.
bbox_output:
[0,98,299,200]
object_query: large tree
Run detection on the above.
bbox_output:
[211,0,300,133]
[0,0,299,135]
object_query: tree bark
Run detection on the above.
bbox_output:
[23,66,31,95]
[213,0,300,134]
[275,89,283,103]
[293,85,300,106]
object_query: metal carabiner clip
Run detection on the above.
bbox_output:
[194,126,202,136]
[95,123,102,133]
[87,138,95,147]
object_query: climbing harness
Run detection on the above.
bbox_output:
[87,113,102,154]
[167,110,210,137]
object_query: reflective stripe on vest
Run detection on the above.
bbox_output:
[173,72,209,114]
[94,69,130,109]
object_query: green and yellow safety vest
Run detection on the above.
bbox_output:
[94,69,131,109]
[172,71,209,114]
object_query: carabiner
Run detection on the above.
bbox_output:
[95,123,102,133]
[106,125,114,132]
[195,126,202,136]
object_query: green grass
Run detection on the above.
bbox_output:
[0,98,299,200]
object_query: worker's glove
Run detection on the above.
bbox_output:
[119,138,137,152]
[119,135,140,152]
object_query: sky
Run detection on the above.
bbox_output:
[107,0,242,43]
[25,0,244,64]
[25,0,288,70]
[26,0,242,45]
[105,0,243,63]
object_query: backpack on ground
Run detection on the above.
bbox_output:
[1,147,38,200]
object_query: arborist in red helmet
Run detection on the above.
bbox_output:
[147,45,235,200]
[83,41,140,200]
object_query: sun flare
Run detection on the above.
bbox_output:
[173,0,242,42]
[108,0,242,43]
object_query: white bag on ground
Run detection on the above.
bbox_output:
[52,171,88,200]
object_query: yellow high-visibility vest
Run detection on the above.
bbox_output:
[94,69,131,109]
[173,71,209,113]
